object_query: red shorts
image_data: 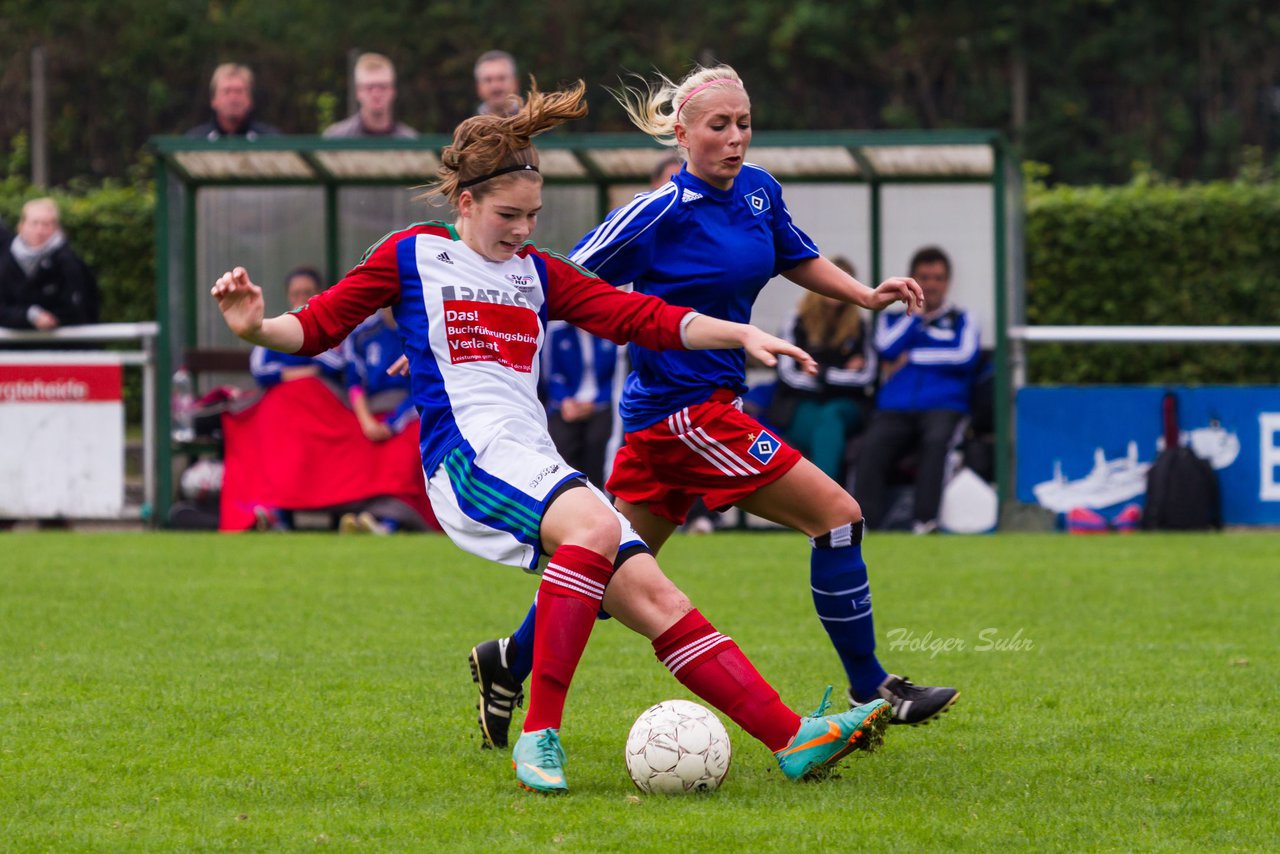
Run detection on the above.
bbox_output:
[606,390,802,524]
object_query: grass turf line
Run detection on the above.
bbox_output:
[0,532,1275,851]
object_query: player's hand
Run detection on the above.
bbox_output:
[359,416,393,442]
[742,328,818,374]
[559,399,595,422]
[211,267,265,339]
[386,355,410,377]
[31,307,59,331]
[867,276,924,315]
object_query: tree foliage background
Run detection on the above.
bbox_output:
[2,0,1279,186]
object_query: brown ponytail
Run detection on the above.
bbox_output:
[426,78,588,206]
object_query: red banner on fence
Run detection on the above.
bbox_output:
[0,364,121,403]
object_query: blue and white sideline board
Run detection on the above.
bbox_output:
[1016,386,1280,526]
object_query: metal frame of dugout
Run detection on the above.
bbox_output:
[149,130,1020,527]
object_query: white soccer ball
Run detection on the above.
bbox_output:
[180,458,224,502]
[625,699,732,794]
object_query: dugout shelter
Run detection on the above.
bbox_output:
[149,131,1020,525]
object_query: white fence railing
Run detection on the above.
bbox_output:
[1007,325,1280,387]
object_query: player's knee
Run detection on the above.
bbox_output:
[815,486,862,530]
[571,507,623,558]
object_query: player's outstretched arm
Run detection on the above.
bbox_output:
[684,314,817,373]
[211,267,305,353]
[784,256,924,315]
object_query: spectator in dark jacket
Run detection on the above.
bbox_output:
[185,63,280,140]
[0,197,99,330]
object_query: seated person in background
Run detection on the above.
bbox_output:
[244,273,427,535]
[855,246,980,534]
[249,267,344,387]
[323,52,418,139]
[343,307,416,442]
[771,256,876,482]
[0,197,99,330]
[337,307,424,534]
[543,319,618,490]
[185,63,280,140]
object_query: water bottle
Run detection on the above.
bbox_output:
[171,368,195,442]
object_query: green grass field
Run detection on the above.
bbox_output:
[2,531,1275,852]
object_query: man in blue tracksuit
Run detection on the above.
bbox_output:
[856,246,980,533]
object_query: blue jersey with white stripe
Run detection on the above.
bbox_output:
[249,345,343,389]
[874,305,981,412]
[570,164,819,432]
[342,312,410,399]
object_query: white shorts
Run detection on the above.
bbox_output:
[426,433,644,571]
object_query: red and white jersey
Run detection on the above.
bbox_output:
[291,220,695,476]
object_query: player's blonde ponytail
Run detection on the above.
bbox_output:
[610,65,747,149]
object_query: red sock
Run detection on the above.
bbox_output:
[521,544,614,734]
[652,609,801,751]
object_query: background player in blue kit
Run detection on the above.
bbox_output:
[211,80,895,793]
[471,65,958,748]
[343,307,417,443]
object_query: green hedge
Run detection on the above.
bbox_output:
[1024,179,1280,384]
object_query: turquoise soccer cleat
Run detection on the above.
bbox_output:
[512,728,569,793]
[774,686,892,781]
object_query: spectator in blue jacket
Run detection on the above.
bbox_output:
[855,246,980,533]
[249,267,344,388]
[543,319,618,490]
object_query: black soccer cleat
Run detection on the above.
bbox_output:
[849,674,959,726]
[468,638,524,749]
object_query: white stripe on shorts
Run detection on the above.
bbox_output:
[668,409,758,477]
[692,426,759,475]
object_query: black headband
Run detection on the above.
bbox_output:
[458,163,539,189]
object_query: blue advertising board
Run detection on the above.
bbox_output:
[1016,386,1280,526]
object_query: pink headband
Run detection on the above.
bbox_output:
[675,79,743,121]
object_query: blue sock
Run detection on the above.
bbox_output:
[508,599,537,684]
[810,521,889,700]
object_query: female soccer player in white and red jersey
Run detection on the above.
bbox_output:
[473,66,958,740]
[211,80,892,793]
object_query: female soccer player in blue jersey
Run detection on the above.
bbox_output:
[211,80,892,793]
[471,66,958,747]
